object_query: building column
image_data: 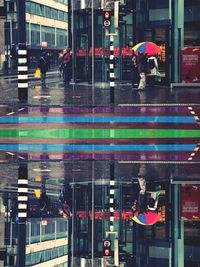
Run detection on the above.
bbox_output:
[172,0,184,82]
[171,184,184,267]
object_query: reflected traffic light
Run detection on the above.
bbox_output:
[103,239,111,257]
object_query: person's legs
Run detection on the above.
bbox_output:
[138,177,146,195]
[41,72,46,87]
[138,72,146,89]
[132,68,138,87]
[63,67,69,84]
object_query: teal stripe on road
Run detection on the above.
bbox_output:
[0,144,196,151]
[0,116,197,124]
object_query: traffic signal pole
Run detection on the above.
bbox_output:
[105,1,119,106]
[103,2,120,266]
[18,0,28,102]
[109,35,115,105]
[17,164,28,267]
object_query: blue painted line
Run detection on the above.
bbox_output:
[0,116,196,124]
[0,144,196,151]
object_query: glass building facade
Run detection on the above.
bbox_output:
[4,0,68,69]
[69,0,200,84]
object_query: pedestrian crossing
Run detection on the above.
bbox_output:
[0,105,199,161]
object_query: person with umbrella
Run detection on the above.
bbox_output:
[132,42,161,90]
[131,177,161,225]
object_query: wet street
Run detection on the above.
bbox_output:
[0,72,200,190]
[0,72,200,267]
[1,71,200,106]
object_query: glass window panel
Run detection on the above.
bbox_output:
[58,10,64,21]
[26,2,31,13]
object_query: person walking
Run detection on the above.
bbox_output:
[58,52,63,78]
[147,55,158,87]
[38,52,50,87]
[136,52,148,90]
[62,48,72,86]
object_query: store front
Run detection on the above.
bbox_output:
[69,0,172,84]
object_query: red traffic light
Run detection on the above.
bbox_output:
[103,239,111,257]
[104,249,110,256]
[104,11,111,19]
[103,10,111,28]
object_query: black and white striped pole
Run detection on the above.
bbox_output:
[108,162,119,266]
[109,162,115,232]
[109,35,115,105]
[17,164,28,267]
[18,44,28,102]
[18,0,28,102]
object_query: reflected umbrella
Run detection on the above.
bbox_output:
[132,211,161,225]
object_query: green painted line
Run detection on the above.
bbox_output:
[0,129,200,138]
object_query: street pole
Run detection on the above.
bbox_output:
[109,34,115,105]
[18,0,28,102]
[17,164,28,267]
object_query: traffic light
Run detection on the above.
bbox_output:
[103,239,111,257]
[119,4,126,25]
[103,10,111,28]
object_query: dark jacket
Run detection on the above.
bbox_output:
[137,53,148,74]
[38,56,50,73]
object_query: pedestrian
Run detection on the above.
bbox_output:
[38,51,50,87]
[136,52,148,90]
[147,55,158,87]
[62,48,72,86]
[131,176,161,215]
[131,50,138,88]
[58,51,65,79]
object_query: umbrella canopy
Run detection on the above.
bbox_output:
[132,211,161,225]
[132,42,160,56]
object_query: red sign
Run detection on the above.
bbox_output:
[121,47,132,57]
[181,185,200,220]
[180,47,200,83]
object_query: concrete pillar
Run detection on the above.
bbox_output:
[172,0,184,82]
[171,184,184,267]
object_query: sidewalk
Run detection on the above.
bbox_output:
[0,67,59,77]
